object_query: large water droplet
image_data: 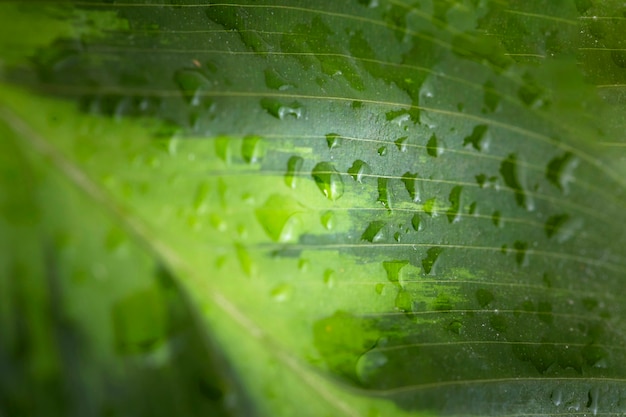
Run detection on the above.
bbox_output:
[446,186,463,223]
[312,162,344,200]
[284,155,304,188]
[422,247,443,274]
[356,349,388,386]
[513,240,528,266]
[401,172,421,202]
[348,160,371,183]
[382,260,408,285]
[500,153,534,211]
[483,80,501,112]
[361,220,386,242]
[174,69,214,107]
[394,136,408,152]
[326,133,342,150]
[546,152,578,194]
[241,135,265,164]
[255,194,302,242]
[260,98,302,119]
[426,133,443,157]
[463,124,490,151]
[411,213,422,231]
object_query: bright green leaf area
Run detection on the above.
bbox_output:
[1,1,626,416]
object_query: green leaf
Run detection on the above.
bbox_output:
[1,1,626,416]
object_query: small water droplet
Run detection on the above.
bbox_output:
[270,283,292,302]
[214,136,231,163]
[284,155,304,188]
[193,182,211,213]
[394,136,408,152]
[423,198,438,217]
[298,258,310,272]
[375,283,385,294]
[326,132,342,150]
[422,247,443,274]
[174,69,213,107]
[546,152,578,194]
[445,186,463,223]
[513,240,528,266]
[235,243,255,277]
[476,289,494,307]
[260,98,302,119]
[209,213,227,231]
[463,124,490,151]
[448,320,464,334]
[492,210,502,227]
[264,68,295,90]
[377,177,391,209]
[323,269,336,288]
[348,160,371,183]
[320,211,335,230]
[411,213,422,231]
[241,135,265,164]
[312,162,344,200]
[382,260,408,285]
[361,220,386,242]
[395,289,413,311]
[483,80,501,112]
[401,172,421,202]
[377,146,387,156]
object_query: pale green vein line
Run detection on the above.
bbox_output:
[503,9,578,25]
[363,309,602,321]
[274,243,626,273]
[579,47,626,52]
[34,84,626,196]
[376,340,626,353]
[370,376,626,395]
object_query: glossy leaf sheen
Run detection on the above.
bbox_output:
[1,1,626,416]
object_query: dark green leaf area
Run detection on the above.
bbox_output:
[315,279,626,414]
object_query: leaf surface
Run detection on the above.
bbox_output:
[1,1,626,416]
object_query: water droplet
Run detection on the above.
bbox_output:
[270,283,292,302]
[377,146,387,156]
[326,133,342,150]
[264,68,295,90]
[448,320,464,334]
[422,247,443,274]
[382,260,408,285]
[513,240,528,266]
[320,211,335,230]
[174,69,213,107]
[298,258,310,272]
[468,201,477,214]
[348,159,371,183]
[394,136,408,152]
[395,289,413,311]
[284,155,304,188]
[463,124,490,151]
[483,80,501,112]
[476,289,494,307]
[375,283,385,294]
[423,198,438,216]
[255,194,302,242]
[235,243,255,277]
[323,269,335,288]
[611,50,626,68]
[193,181,211,212]
[209,213,227,231]
[361,220,386,242]
[426,133,443,157]
[411,213,422,231]
[356,349,387,386]
[445,186,463,223]
[214,136,231,163]
[312,162,344,200]
[401,172,421,202]
[492,210,502,227]
[489,313,507,332]
[241,135,265,164]
[385,109,412,127]
[546,152,578,194]
[500,153,534,211]
[260,98,302,119]
[377,177,391,209]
